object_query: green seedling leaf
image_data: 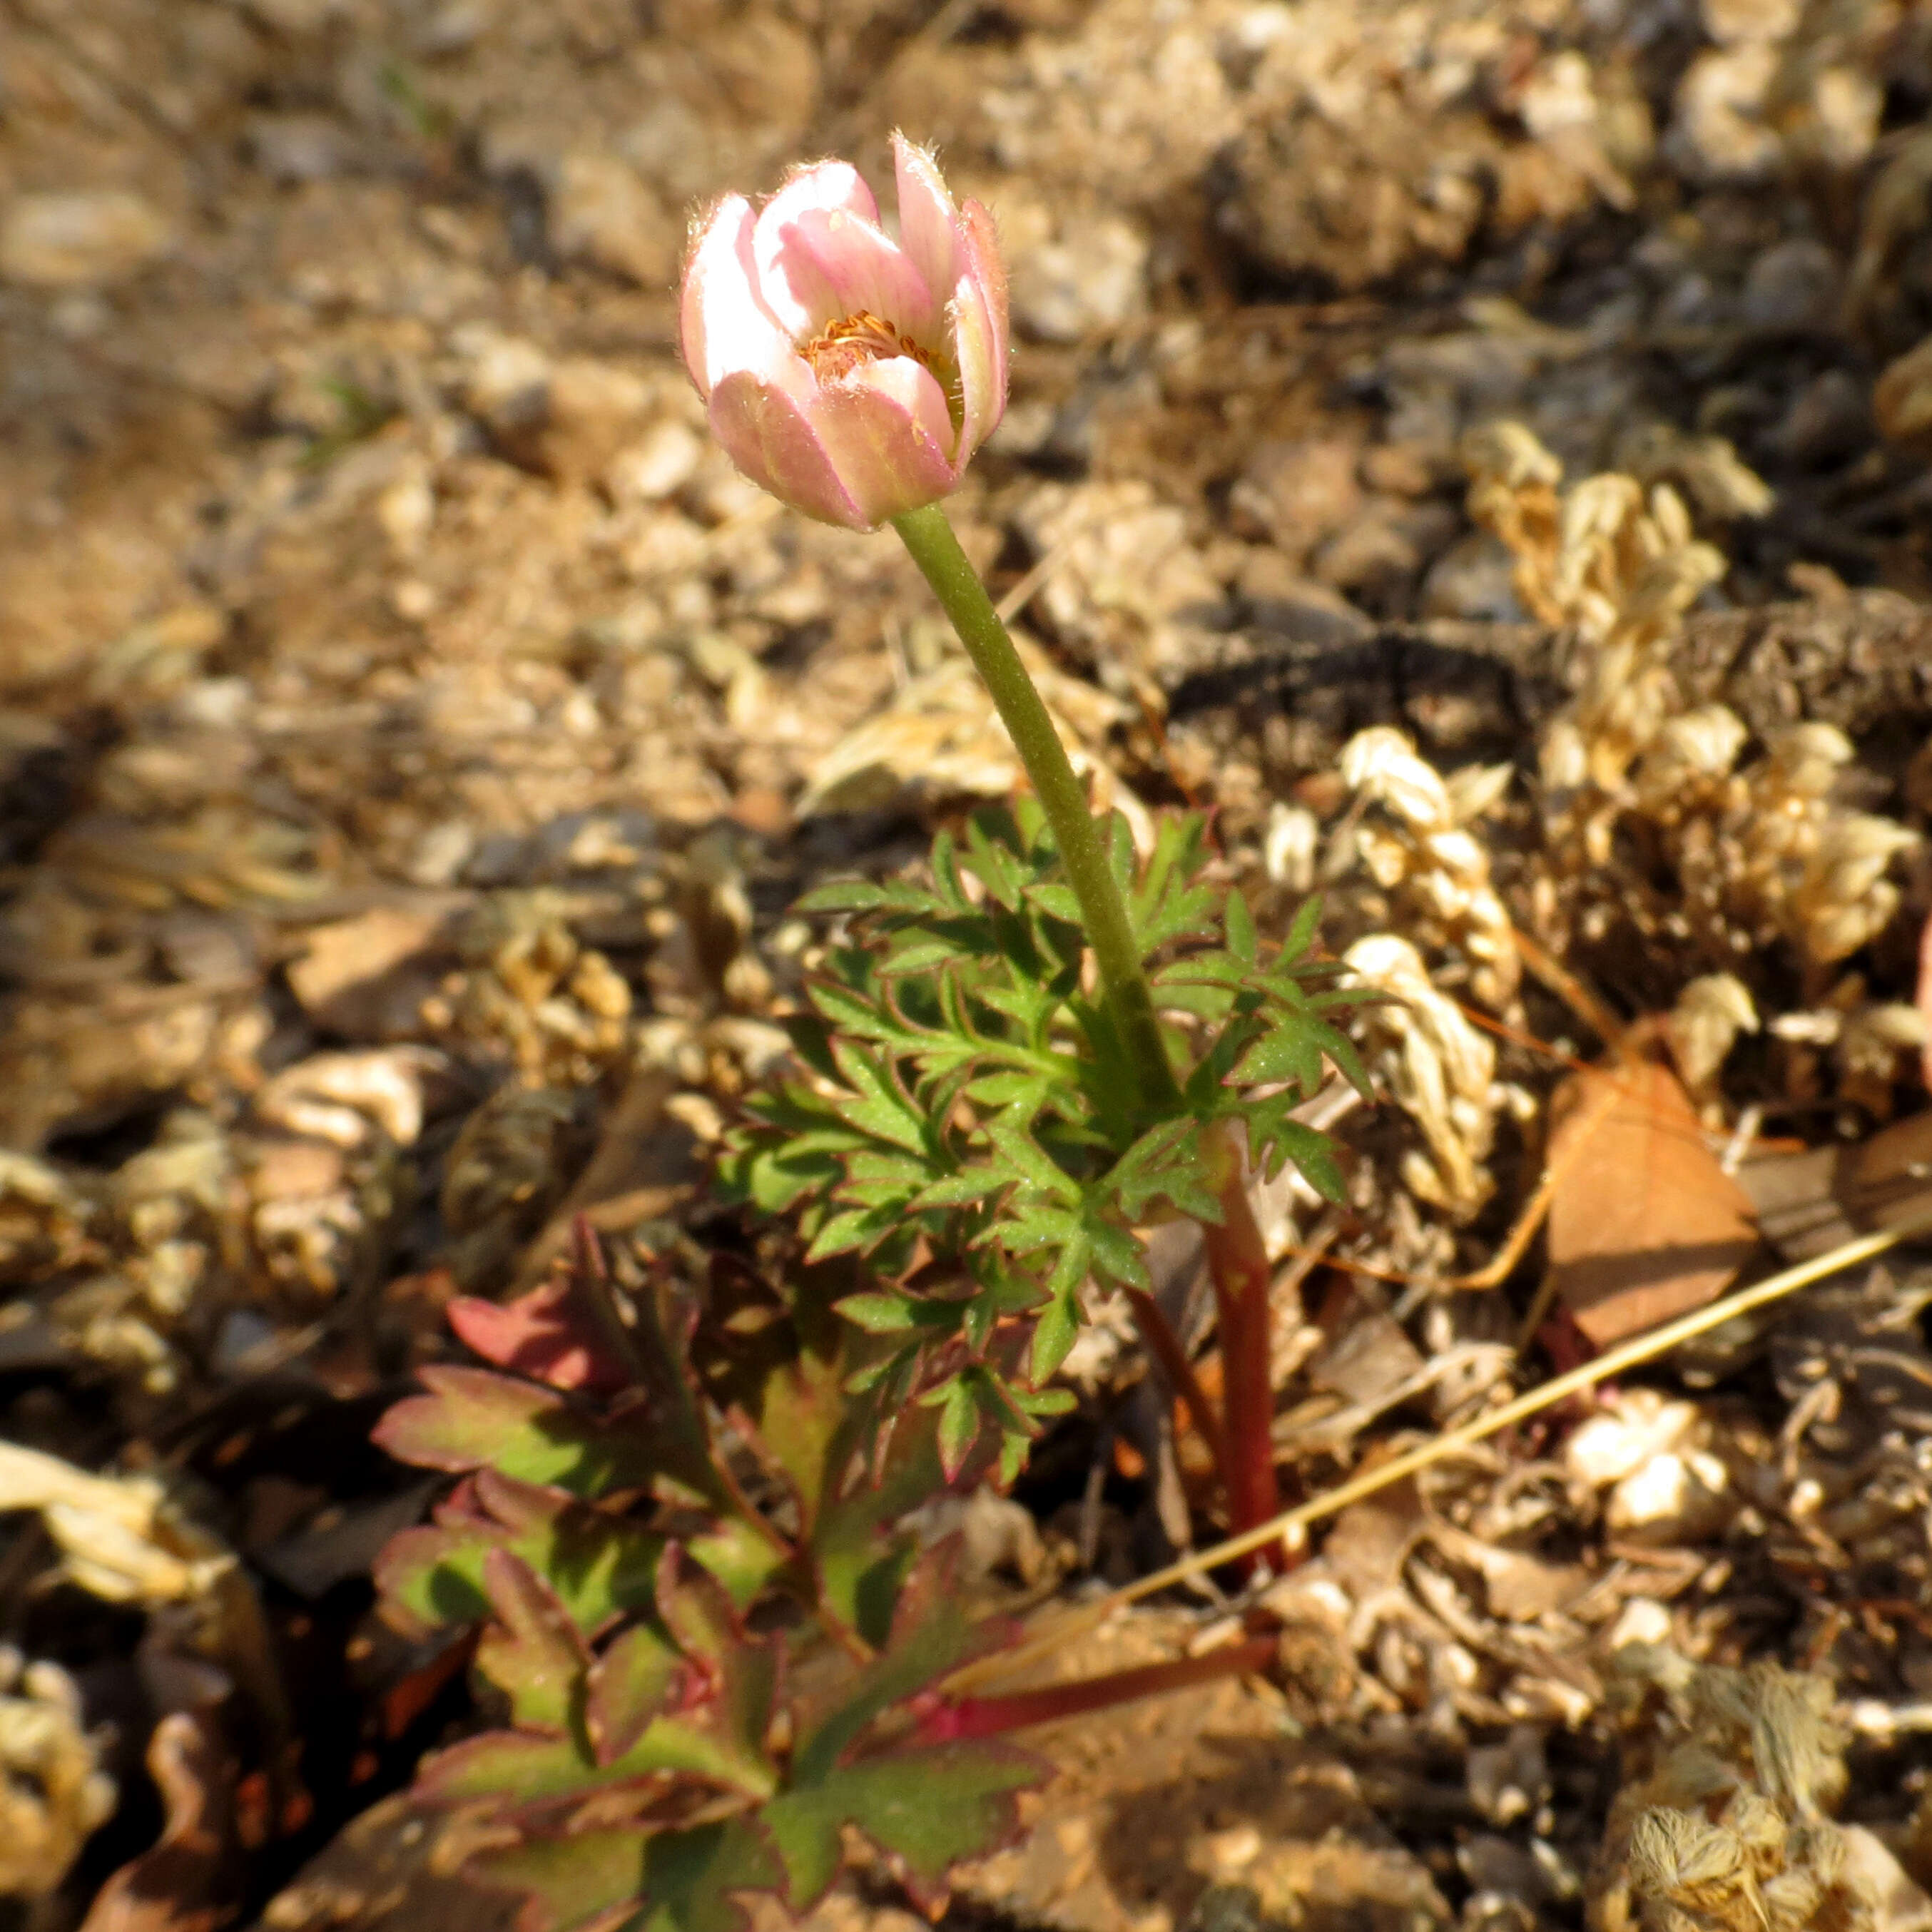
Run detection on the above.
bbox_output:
[1105,1117,1218,1224]
[1238,1101,1348,1199]
[474,1548,591,1735]
[1125,815,1218,957]
[1226,1015,1328,1096]
[763,1743,1042,1910]
[375,1470,664,1637]
[584,1620,683,1766]
[1224,888,1258,964]
[1029,1278,1079,1385]
[1278,891,1323,963]
[825,1042,929,1154]
[374,1366,659,1498]
[794,878,900,915]
[634,1822,784,1932]
[982,1114,1078,1204]
[1024,881,1082,925]
[805,1201,907,1264]
[415,1703,778,1809]
[468,1826,649,1932]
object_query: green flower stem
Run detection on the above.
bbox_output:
[891,502,1179,1112]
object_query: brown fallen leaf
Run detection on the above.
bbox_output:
[1544,1058,1759,1348]
[81,1714,239,1932]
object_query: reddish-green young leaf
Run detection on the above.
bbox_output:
[733,1356,847,1525]
[375,1472,664,1638]
[584,1621,683,1766]
[415,1701,779,1809]
[373,1366,659,1497]
[789,1545,1006,1789]
[654,1552,781,1796]
[474,1549,591,1735]
[759,1744,1041,1909]
[926,1376,980,1482]
[686,1514,788,1612]
[634,1822,783,1932]
[473,1820,786,1932]
[808,1402,946,1649]
[448,1279,630,1395]
[468,1827,649,1932]
[833,1293,920,1333]
[1029,1290,1077,1384]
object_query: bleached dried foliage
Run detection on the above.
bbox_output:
[421,893,634,1088]
[1336,726,1520,1008]
[0,1650,116,1898]
[1669,975,1759,1102]
[1769,986,1931,1117]
[1464,424,1918,986]
[0,1442,238,1610]
[1343,932,1501,1221]
[1463,421,1728,813]
[1589,1647,1911,1932]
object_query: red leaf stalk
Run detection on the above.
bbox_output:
[1199,1122,1283,1567]
[1121,1285,1229,1490]
[912,1634,1276,1744]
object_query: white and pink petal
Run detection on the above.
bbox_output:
[751,161,880,335]
[810,360,962,524]
[706,370,868,529]
[945,203,1010,460]
[783,207,939,342]
[890,133,960,320]
[681,195,796,397]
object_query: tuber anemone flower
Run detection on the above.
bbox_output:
[678,133,1008,530]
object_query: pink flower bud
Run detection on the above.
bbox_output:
[679,134,1009,531]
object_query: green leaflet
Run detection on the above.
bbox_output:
[761,1746,1039,1907]
[721,803,1361,1479]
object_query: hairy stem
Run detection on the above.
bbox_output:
[890,503,1179,1114]
[911,1634,1275,1744]
[1199,1122,1283,1562]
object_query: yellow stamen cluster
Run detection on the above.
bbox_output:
[800,309,932,381]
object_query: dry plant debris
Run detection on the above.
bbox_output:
[0,1649,118,1899]
[1590,1645,1932,1932]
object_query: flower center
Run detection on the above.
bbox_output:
[799,310,932,383]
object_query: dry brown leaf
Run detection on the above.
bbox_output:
[1545,1059,1759,1347]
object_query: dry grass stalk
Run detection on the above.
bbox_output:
[945,1215,1932,1697]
